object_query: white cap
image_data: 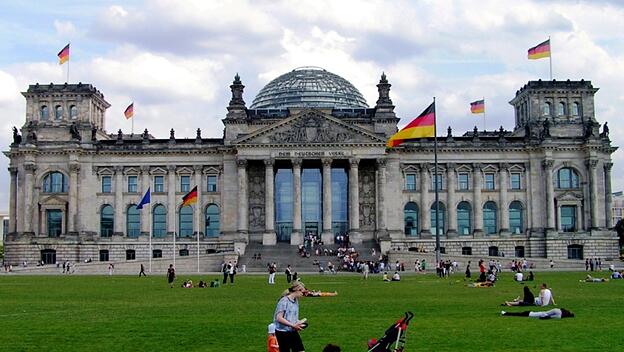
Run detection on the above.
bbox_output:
[268,323,276,334]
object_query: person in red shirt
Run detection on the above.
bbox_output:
[267,323,279,352]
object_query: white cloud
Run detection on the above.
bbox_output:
[53,20,77,37]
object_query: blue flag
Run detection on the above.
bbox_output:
[136,188,151,209]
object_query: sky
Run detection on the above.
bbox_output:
[1,0,623,213]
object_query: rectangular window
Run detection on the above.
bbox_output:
[458,173,469,190]
[510,173,521,190]
[180,175,190,193]
[432,174,443,191]
[46,209,62,237]
[405,174,416,191]
[126,250,136,260]
[561,205,577,232]
[462,247,472,255]
[101,176,112,193]
[3,219,9,236]
[485,173,495,190]
[154,176,164,192]
[207,175,218,192]
[127,176,138,193]
[99,250,109,262]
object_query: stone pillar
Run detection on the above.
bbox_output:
[167,165,176,235]
[23,163,36,234]
[194,165,203,238]
[9,167,18,233]
[587,159,599,230]
[237,158,248,235]
[446,163,457,237]
[348,158,361,242]
[140,166,150,234]
[68,163,80,234]
[420,164,431,237]
[542,160,555,231]
[377,158,388,237]
[499,163,510,236]
[472,164,483,237]
[292,159,302,245]
[263,159,276,245]
[321,158,334,245]
[114,166,124,236]
[605,162,613,229]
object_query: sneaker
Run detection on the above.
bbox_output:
[500,311,506,316]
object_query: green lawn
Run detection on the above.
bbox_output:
[0,271,622,351]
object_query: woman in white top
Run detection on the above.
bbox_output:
[535,283,555,306]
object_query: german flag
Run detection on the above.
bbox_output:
[58,44,70,65]
[528,39,550,60]
[124,103,134,119]
[181,186,198,207]
[470,99,485,114]
[386,102,435,148]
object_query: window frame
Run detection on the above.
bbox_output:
[405,173,417,191]
[484,173,495,190]
[180,175,191,193]
[154,175,165,193]
[206,175,218,192]
[458,173,470,190]
[510,173,521,190]
[127,175,138,193]
[101,175,112,193]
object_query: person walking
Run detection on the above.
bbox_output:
[167,264,176,288]
[228,262,236,284]
[285,265,293,283]
[139,263,147,277]
[269,262,277,285]
[223,261,231,285]
[273,281,307,352]
[465,261,471,279]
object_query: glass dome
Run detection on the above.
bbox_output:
[250,66,369,109]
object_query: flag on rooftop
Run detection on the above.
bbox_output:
[57,44,70,65]
[124,102,134,119]
[386,102,435,148]
[470,99,485,114]
[528,39,550,60]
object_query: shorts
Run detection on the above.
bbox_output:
[275,330,304,352]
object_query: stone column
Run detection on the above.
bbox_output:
[446,163,457,237]
[587,159,599,230]
[140,166,150,235]
[236,158,248,235]
[321,158,334,244]
[23,163,36,234]
[263,159,276,245]
[472,164,483,237]
[9,167,18,233]
[194,165,203,238]
[377,158,388,237]
[167,165,176,235]
[604,162,613,229]
[68,163,80,234]
[420,164,431,237]
[348,158,361,242]
[114,166,124,236]
[542,160,555,231]
[499,163,510,236]
[291,159,302,245]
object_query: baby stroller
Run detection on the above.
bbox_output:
[367,311,414,352]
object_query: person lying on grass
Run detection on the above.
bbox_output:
[581,274,609,282]
[501,308,574,319]
[503,286,535,306]
[303,289,338,297]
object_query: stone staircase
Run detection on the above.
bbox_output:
[238,240,381,273]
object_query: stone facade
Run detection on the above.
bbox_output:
[3,72,619,265]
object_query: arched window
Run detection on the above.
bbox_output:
[205,204,220,237]
[509,201,524,234]
[100,205,114,237]
[55,105,63,120]
[430,202,446,236]
[483,201,497,235]
[403,202,419,236]
[179,206,193,237]
[557,102,566,116]
[126,205,140,237]
[152,204,167,237]
[457,201,472,235]
[43,172,67,193]
[557,168,579,189]
[40,105,49,120]
[69,105,78,119]
[572,102,580,116]
[542,102,551,116]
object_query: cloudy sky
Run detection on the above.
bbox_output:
[1,0,623,213]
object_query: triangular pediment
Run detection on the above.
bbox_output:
[556,191,583,201]
[234,109,386,145]
[41,195,67,206]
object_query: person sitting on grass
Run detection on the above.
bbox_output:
[535,283,555,306]
[501,308,574,319]
[210,279,221,288]
[504,286,535,306]
[391,271,401,281]
[582,274,609,282]
[611,271,623,279]
[382,272,391,282]
[198,280,207,288]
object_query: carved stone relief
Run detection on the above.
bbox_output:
[358,163,376,230]
[266,112,365,144]
[247,163,265,231]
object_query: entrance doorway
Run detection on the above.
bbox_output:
[40,249,56,264]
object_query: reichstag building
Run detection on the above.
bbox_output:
[3,67,618,265]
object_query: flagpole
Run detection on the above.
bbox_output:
[67,42,70,83]
[549,36,552,80]
[173,205,176,269]
[196,202,200,274]
[149,199,152,273]
[131,111,134,135]
[482,96,486,131]
[433,97,441,265]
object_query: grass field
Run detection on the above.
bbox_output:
[1,271,623,351]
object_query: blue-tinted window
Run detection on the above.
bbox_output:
[207,175,218,192]
[154,176,164,192]
[561,205,576,232]
[43,172,67,193]
[101,176,112,193]
[179,206,193,237]
[127,176,138,193]
[510,173,521,190]
[432,174,443,191]
[458,173,469,190]
[405,174,416,191]
[302,168,321,237]
[153,204,167,237]
[404,202,418,236]
[180,175,190,193]
[205,204,220,237]
[430,202,445,235]
[100,205,114,237]
[509,201,523,234]
[55,105,63,120]
[485,173,495,190]
[331,168,348,238]
[572,102,580,116]
[47,209,62,237]
[40,105,49,120]
[457,201,472,235]
[70,105,78,119]
[558,102,566,116]
[557,168,579,189]
[275,168,293,242]
[126,205,140,237]
[483,201,497,235]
